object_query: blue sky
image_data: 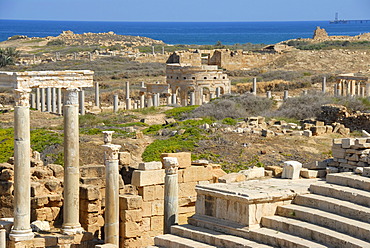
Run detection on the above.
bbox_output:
[0,0,369,22]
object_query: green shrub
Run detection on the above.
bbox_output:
[47,39,65,46]
[0,47,19,67]
[222,117,238,125]
[164,105,199,120]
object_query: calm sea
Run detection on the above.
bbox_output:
[1,20,370,45]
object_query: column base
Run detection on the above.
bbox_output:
[61,224,84,235]
[9,229,34,241]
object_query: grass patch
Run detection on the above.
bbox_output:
[222,117,238,126]
[164,105,199,120]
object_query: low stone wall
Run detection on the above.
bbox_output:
[331,138,370,171]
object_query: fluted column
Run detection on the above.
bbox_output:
[61,88,83,235]
[9,89,34,241]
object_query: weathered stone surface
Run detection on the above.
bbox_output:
[120,195,142,210]
[218,173,246,183]
[131,169,165,186]
[265,166,283,177]
[138,161,163,171]
[239,167,265,180]
[282,161,302,179]
[161,152,191,168]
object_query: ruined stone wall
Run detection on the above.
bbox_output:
[120,152,226,247]
[318,104,370,132]
[331,138,370,171]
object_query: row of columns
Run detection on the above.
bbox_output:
[10,88,83,241]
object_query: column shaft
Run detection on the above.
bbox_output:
[36,88,40,110]
[62,88,83,235]
[41,88,45,112]
[10,89,34,241]
[79,90,85,115]
[95,82,100,107]
[113,95,119,112]
[252,78,257,95]
[52,88,56,113]
[46,87,51,112]
[57,88,62,115]
[163,157,179,234]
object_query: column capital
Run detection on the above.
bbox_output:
[102,144,121,161]
[14,89,32,107]
[63,88,79,105]
[102,131,115,144]
[163,157,179,175]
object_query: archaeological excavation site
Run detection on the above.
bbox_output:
[0,27,370,248]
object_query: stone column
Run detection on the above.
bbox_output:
[79,90,85,115]
[190,92,195,105]
[61,88,83,235]
[57,88,62,115]
[334,84,338,96]
[9,89,34,241]
[0,229,6,248]
[41,88,45,112]
[36,88,40,110]
[95,82,100,107]
[152,94,158,107]
[171,93,177,105]
[166,94,172,105]
[322,77,326,93]
[163,157,179,234]
[357,83,361,96]
[266,91,272,99]
[102,136,121,245]
[195,89,202,105]
[46,87,51,112]
[361,87,365,97]
[125,82,131,110]
[113,95,119,113]
[283,90,289,100]
[216,87,221,98]
[74,52,77,60]
[152,46,155,55]
[162,46,165,55]
[349,81,354,96]
[147,95,153,108]
[140,94,145,108]
[30,93,36,109]
[133,101,138,109]
[252,78,257,95]
[52,88,56,113]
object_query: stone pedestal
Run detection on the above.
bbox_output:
[163,157,179,234]
[9,89,34,241]
[125,98,131,110]
[102,143,121,245]
[61,88,83,235]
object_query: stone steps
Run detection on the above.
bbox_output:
[250,227,328,248]
[171,224,273,248]
[310,183,370,207]
[154,234,216,248]
[277,204,370,242]
[261,215,370,248]
[293,193,370,223]
[326,172,370,191]
[188,214,325,248]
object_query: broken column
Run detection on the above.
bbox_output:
[102,132,121,245]
[252,78,257,95]
[140,93,145,108]
[283,90,289,100]
[113,94,119,113]
[266,91,272,99]
[163,157,179,234]
[61,88,83,235]
[147,95,153,108]
[322,77,326,93]
[9,89,34,241]
[125,81,131,110]
[79,89,85,115]
[95,82,100,107]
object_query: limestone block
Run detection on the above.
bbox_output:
[120,195,143,210]
[303,130,312,137]
[95,244,118,248]
[150,215,164,231]
[355,167,364,174]
[31,220,50,232]
[138,161,162,171]
[151,200,164,216]
[262,129,275,137]
[178,212,194,225]
[31,196,49,208]
[239,167,265,179]
[264,170,273,177]
[80,185,101,200]
[142,201,152,217]
[326,125,333,133]
[0,169,13,181]
[131,169,165,186]
[80,164,105,178]
[332,147,346,159]
[80,199,101,212]
[46,164,64,178]
[282,161,302,179]
[342,138,355,148]
[160,152,191,168]
[265,166,283,177]
[179,182,197,198]
[212,168,227,183]
[141,217,150,232]
[303,160,327,169]
[191,159,209,166]
[0,181,13,195]
[326,167,339,174]
[120,209,143,222]
[120,221,140,238]
[119,152,131,166]
[300,168,320,178]
[310,126,326,136]
[122,237,143,248]
[181,166,213,182]
[218,173,246,183]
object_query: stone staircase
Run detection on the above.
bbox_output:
[154,172,370,247]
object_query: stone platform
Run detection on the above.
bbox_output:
[195,178,325,228]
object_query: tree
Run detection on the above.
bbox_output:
[0,47,19,67]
